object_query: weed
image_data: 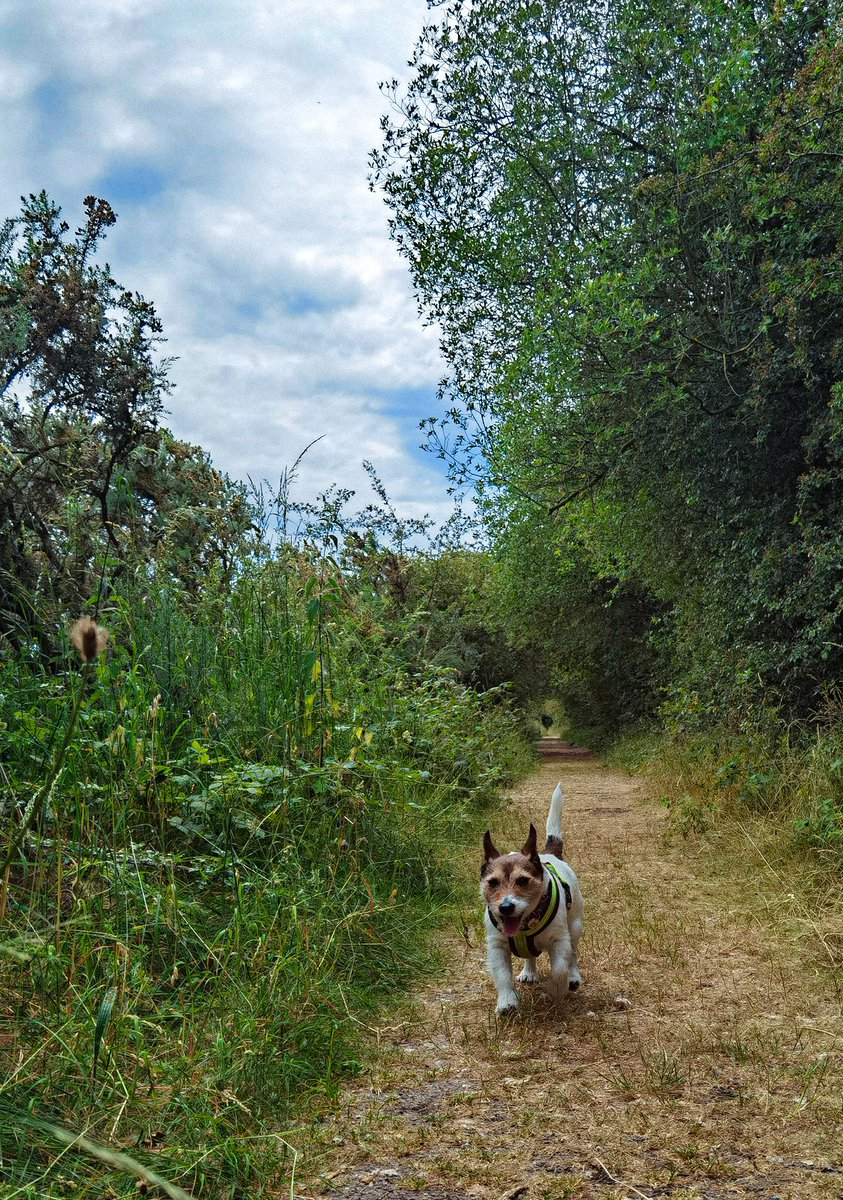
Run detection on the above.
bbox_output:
[793,798,843,864]
[717,1034,754,1065]
[660,792,717,837]
[640,1047,687,1098]
[605,1060,639,1100]
[792,1052,832,1113]
[542,1181,587,1199]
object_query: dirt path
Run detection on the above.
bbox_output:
[305,760,843,1200]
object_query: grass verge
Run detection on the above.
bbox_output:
[606,722,843,974]
[0,558,534,1198]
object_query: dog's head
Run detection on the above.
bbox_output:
[480,824,545,937]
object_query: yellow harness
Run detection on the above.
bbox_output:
[490,862,572,959]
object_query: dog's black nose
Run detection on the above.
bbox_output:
[499,899,516,916]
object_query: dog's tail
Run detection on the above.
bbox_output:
[544,782,565,857]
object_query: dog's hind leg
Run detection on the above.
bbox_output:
[516,956,540,984]
[568,912,583,991]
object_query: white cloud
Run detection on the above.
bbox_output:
[0,0,453,525]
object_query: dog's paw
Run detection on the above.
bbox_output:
[517,964,540,985]
[546,975,569,1003]
[569,965,582,991]
[495,990,520,1015]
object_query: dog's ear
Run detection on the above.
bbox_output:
[483,830,500,862]
[481,831,500,878]
[520,823,540,864]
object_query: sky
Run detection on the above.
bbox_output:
[0,0,456,525]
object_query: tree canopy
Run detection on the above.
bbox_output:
[374,0,843,734]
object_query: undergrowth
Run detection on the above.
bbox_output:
[608,711,843,879]
[0,546,533,1197]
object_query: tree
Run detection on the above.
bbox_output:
[374,1,842,729]
[0,193,253,653]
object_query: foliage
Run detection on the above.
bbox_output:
[612,709,843,869]
[373,1,843,732]
[0,533,531,1197]
[0,193,254,656]
[266,467,549,710]
[492,505,667,743]
[378,546,546,701]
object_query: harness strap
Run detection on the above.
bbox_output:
[547,861,573,912]
[489,862,573,960]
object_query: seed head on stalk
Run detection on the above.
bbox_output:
[0,617,110,884]
[69,617,109,662]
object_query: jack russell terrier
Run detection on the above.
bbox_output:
[481,783,583,1013]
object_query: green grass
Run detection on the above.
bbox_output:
[0,552,533,1197]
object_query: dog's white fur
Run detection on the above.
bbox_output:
[481,783,584,1014]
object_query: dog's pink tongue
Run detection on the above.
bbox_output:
[502,917,521,937]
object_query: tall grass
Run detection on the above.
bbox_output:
[609,708,843,874]
[0,546,532,1197]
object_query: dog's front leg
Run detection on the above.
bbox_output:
[486,935,519,1013]
[516,956,540,984]
[546,934,572,1002]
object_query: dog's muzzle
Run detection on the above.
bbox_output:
[496,898,523,937]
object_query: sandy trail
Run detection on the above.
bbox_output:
[306,760,843,1200]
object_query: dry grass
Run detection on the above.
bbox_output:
[298,761,843,1200]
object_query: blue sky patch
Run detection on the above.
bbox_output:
[379,385,438,427]
[34,80,77,140]
[284,289,345,317]
[96,162,167,207]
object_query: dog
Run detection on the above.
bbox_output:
[481,783,583,1014]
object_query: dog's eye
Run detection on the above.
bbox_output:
[486,878,500,888]
[515,875,532,887]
